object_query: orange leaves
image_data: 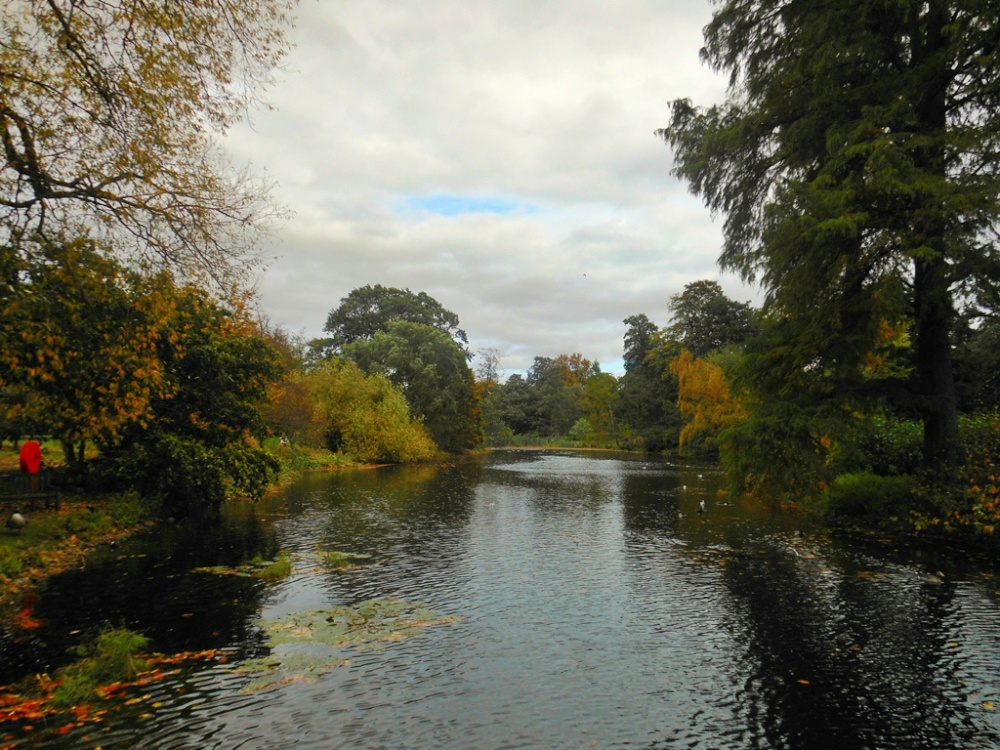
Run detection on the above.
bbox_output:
[0,693,51,723]
[553,353,598,386]
[12,593,42,631]
[670,350,748,449]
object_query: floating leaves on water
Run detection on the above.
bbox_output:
[237,598,462,694]
[191,551,292,581]
[319,549,372,570]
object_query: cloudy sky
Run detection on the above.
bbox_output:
[224,0,746,376]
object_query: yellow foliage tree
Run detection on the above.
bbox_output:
[582,372,622,446]
[1,0,294,285]
[0,236,177,463]
[670,350,748,451]
[307,360,437,464]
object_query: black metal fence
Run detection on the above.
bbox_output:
[0,470,63,509]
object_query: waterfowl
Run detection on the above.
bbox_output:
[697,499,706,514]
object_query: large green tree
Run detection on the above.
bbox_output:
[660,0,1000,467]
[343,321,482,453]
[618,314,682,450]
[317,285,469,356]
[667,281,757,358]
[1,0,293,285]
[524,356,585,437]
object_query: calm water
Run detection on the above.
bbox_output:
[3,450,1000,749]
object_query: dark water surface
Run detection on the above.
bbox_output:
[3,450,1000,749]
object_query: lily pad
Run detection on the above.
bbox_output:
[236,598,461,693]
[192,551,293,581]
[320,550,372,569]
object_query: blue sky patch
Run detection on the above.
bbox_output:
[397,193,538,217]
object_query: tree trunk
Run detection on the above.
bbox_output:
[914,255,960,468]
[911,1,960,469]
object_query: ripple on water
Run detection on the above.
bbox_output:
[7,454,1000,749]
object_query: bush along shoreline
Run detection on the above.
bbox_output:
[815,414,1000,551]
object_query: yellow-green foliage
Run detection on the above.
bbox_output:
[255,550,293,581]
[307,360,437,463]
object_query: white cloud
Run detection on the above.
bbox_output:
[227,0,743,375]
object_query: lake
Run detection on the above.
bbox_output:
[3,450,1000,749]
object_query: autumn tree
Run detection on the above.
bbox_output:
[0,236,174,466]
[670,350,748,453]
[659,1,1000,467]
[260,372,325,446]
[95,286,282,517]
[553,353,600,385]
[1,0,294,285]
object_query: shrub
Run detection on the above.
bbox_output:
[819,471,921,526]
[95,434,278,518]
[308,360,438,464]
[853,415,923,476]
[0,548,22,580]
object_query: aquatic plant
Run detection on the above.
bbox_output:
[193,550,293,581]
[238,598,461,693]
[51,628,150,708]
[319,549,371,569]
[257,551,293,581]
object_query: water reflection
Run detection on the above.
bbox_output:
[2,451,999,749]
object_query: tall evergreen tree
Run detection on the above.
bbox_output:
[660,0,1000,467]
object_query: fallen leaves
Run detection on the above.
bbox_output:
[0,646,232,746]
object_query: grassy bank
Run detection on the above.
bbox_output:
[0,440,366,611]
[0,491,158,609]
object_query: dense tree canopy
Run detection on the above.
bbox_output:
[318,285,469,356]
[317,286,480,453]
[96,285,282,516]
[1,0,294,285]
[308,359,437,463]
[618,314,682,451]
[660,0,1000,466]
[344,321,481,453]
[0,236,173,463]
[667,281,757,358]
